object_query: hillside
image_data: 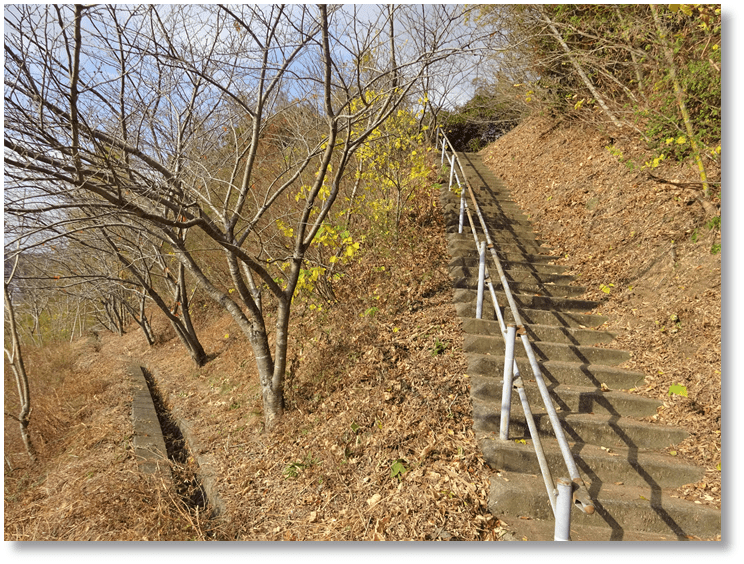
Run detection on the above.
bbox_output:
[481,115,721,511]
[4,115,721,540]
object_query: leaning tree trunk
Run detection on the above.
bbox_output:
[650,4,711,198]
[540,8,622,128]
[4,283,37,462]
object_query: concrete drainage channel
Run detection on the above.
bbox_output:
[128,363,225,531]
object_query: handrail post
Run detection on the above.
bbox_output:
[476,241,486,319]
[441,136,446,167]
[554,478,573,541]
[499,325,517,440]
[448,154,455,190]
[458,182,466,234]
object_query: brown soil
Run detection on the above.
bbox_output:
[4,115,721,540]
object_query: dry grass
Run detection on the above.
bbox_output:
[5,116,721,541]
[4,175,512,541]
[4,338,211,540]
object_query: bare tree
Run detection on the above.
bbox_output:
[4,4,465,429]
[4,253,37,462]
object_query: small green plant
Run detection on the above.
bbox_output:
[283,462,302,478]
[361,306,379,318]
[667,383,688,398]
[283,452,319,478]
[431,338,447,356]
[706,216,721,231]
[711,243,721,255]
[691,228,699,243]
[390,459,407,481]
[605,144,623,159]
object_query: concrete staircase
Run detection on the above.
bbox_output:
[442,152,720,541]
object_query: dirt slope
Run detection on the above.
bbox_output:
[5,173,509,541]
[4,115,721,541]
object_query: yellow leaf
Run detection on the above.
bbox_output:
[224,333,229,339]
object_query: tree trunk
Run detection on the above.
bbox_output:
[650,4,710,198]
[4,282,37,462]
[541,8,622,128]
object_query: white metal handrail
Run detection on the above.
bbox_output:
[439,129,594,540]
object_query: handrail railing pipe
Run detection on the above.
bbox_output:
[460,174,558,515]
[513,375,557,513]
[437,129,595,540]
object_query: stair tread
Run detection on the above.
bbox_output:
[466,352,646,377]
[488,471,720,538]
[477,433,706,488]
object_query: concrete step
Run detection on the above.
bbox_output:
[472,398,688,450]
[477,433,704,489]
[460,318,616,346]
[442,208,531,225]
[469,375,660,418]
[442,208,529,225]
[449,256,570,276]
[440,203,534,227]
[454,301,607,328]
[466,353,647,389]
[443,216,535,231]
[463,333,631,366]
[445,231,545,249]
[488,471,721,539]
[448,244,564,266]
[447,238,549,257]
[488,517,704,541]
[452,287,600,314]
[451,275,586,299]
[448,263,576,287]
